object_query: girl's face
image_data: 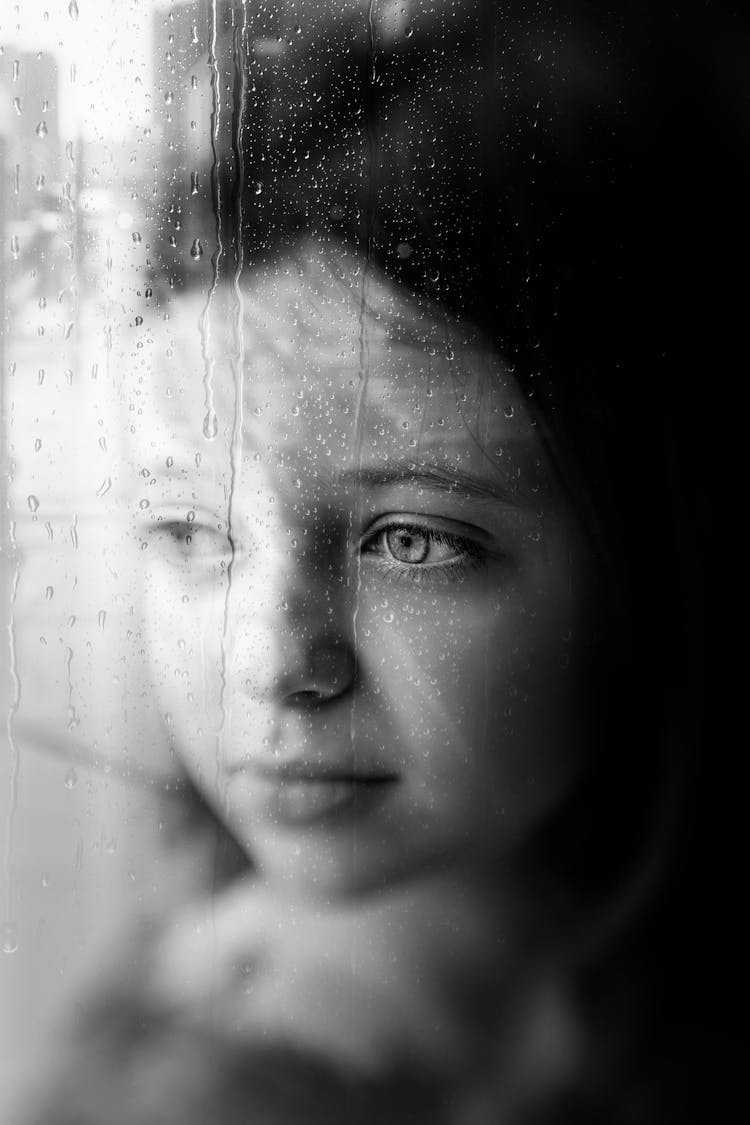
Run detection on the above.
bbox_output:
[142,260,587,900]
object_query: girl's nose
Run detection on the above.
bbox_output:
[229,558,358,710]
[275,633,356,707]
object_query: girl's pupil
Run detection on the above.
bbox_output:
[386,527,430,564]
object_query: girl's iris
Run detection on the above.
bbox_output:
[385,527,430,564]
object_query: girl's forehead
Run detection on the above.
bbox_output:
[240,338,537,478]
[230,257,540,473]
[142,254,550,502]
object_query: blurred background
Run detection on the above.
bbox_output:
[1,1,745,1121]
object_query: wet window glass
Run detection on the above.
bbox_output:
[0,2,732,1122]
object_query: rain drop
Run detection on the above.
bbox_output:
[68,0,79,21]
[27,495,39,514]
[45,586,54,600]
[190,238,203,259]
[190,171,200,195]
[1,922,19,955]
[36,121,48,139]
[10,235,19,259]
[98,610,107,629]
[34,438,42,451]
[202,410,218,439]
[65,768,78,790]
[12,96,21,115]
[132,231,142,243]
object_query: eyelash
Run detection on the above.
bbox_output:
[360,522,484,586]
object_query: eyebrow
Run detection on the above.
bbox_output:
[335,464,529,506]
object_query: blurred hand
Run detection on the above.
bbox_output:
[149,872,507,1079]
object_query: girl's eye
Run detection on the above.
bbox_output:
[362,522,477,573]
[147,518,228,562]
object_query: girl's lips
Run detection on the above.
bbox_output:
[264,775,398,826]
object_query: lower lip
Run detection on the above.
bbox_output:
[266,777,396,827]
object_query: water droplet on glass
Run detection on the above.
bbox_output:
[36,121,48,139]
[254,181,263,195]
[383,611,394,624]
[65,768,77,790]
[132,231,142,243]
[166,456,173,468]
[12,96,21,115]
[139,498,150,509]
[169,235,177,248]
[98,610,106,629]
[96,477,112,497]
[10,235,20,259]
[36,174,45,190]
[45,586,54,600]
[34,438,42,452]
[12,59,19,81]
[164,90,174,105]
[190,171,200,195]
[145,287,152,299]
[68,0,79,21]
[27,495,39,513]
[202,410,217,439]
[1,922,19,954]
[190,238,203,259]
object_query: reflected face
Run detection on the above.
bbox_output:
[141,257,587,899]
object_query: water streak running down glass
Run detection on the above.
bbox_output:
[0,2,730,1123]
